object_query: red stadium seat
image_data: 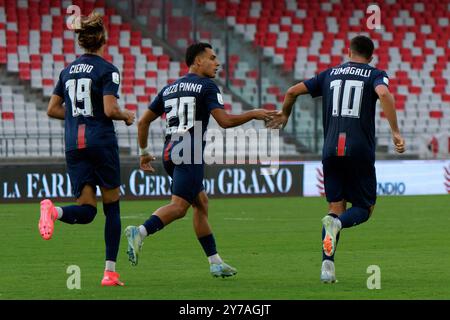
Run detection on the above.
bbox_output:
[42,79,53,86]
[262,104,276,110]
[429,111,443,119]
[125,104,138,111]
[145,87,157,95]
[0,47,6,64]
[1,111,14,120]
[137,96,149,103]
[121,86,134,95]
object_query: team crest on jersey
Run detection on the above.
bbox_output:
[112,72,120,84]
[217,93,224,105]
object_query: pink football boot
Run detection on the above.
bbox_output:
[38,199,58,240]
[101,271,124,286]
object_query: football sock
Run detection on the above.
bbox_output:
[338,206,370,228]
[143,214,164,236]
[322,213,340,262]
[55,207,63,219]
[208,254,223,265]
[138,225,148,238]
[59,205,97,224]
[105,260,116,272]
[104,201,121,262]
[198,234,218,259]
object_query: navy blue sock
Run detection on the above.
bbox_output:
[103,201,121,262]
[338,206,370,229]
[143,215,164,235]
[322,213,340,262]
[198,234,218,257]
[60,205,97,224]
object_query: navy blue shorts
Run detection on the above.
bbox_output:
[162,142,204,204]
[322,156,376,209]
[65,145,121,199]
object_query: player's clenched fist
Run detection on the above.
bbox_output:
[140,154,156,173]
[124,110,136,126]
[392,132,405,154]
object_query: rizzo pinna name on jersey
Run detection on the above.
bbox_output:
[69,63,94,74]
[330,66,372,78]
[163,82,203,96]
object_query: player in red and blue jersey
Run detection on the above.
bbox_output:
[124,43,276,277]
[38,13,135,286]
[268,36,405,283]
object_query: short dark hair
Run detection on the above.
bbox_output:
[185,43,212,67]
[350,35,374,60]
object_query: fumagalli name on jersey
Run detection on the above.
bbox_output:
[329,66,372,77]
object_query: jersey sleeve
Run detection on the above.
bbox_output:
[203,80,224,112]
[102,64,121,98]
[373,70,389,89]
[148,90,164,116]
[53,72,64,97]
[303,69,328,98]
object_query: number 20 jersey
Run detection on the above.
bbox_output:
[53,53,120,152]
[304,61,389,162]
[149,73,225,148]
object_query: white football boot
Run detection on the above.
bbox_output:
[321,260,337,283]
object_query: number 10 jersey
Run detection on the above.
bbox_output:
[304,61,389,162]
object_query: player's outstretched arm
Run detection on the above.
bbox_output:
[47,95,65,120]
[104,95,135,126]
[266,82,309,129]
[138,109,159,172]
[210,108,276,129]
[375,85,405,154]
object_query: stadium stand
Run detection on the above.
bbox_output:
[197,0,450,154]
[0,83,64,156]
[0,0,299,157]
[1,0,449,158]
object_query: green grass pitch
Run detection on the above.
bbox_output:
[0,195,449,300]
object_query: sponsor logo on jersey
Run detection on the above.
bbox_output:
[217,93,224,105]
[112,72,120,84]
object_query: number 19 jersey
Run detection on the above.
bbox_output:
[53,53,121,152]
[304,62,389,162]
